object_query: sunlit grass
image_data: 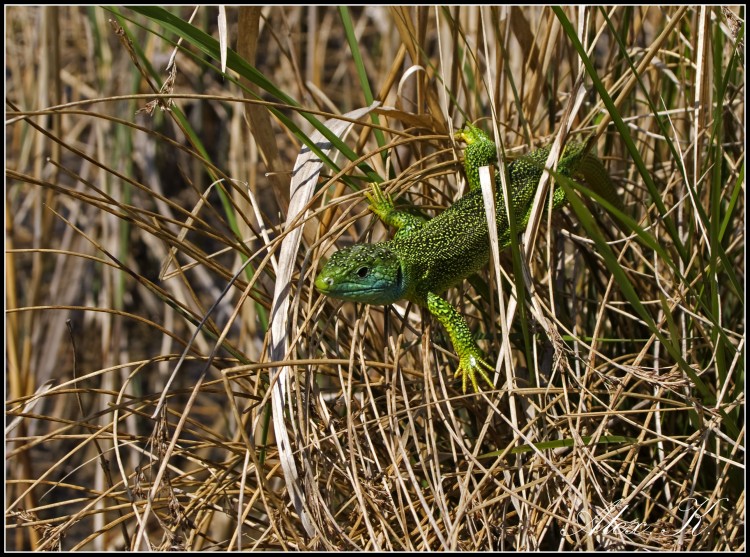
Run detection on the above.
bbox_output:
[6,6,744,551]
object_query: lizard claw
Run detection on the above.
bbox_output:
[456,351,496,393]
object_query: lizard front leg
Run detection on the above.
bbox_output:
[426,292,495,393]
[365,183,427,240]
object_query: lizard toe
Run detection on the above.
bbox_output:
[456,353,496,393]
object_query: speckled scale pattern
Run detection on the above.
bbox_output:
[315,243,405,305]
[390,129,584,303]
[314,126,619,392]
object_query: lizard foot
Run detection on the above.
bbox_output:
[364,182,394,221]
[455,351,496,394]
[454,124,487,146]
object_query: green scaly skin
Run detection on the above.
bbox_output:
[315,125,620,393]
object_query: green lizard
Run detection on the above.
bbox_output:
[314,125,621,393]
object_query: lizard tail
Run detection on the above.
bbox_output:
[576,153,625,214]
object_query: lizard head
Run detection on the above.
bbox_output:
[314,243,405,305]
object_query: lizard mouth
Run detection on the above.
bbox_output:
[314,275,385,299]
[314,271,404,305]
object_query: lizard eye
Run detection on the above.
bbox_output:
[356,266,369,278]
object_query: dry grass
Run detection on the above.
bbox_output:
[5,6,744,551]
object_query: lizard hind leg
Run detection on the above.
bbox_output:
[455,126,499,192]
